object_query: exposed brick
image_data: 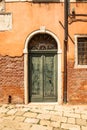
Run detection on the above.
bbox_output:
[0,55,24,104]
[1,56,87,104]
[67,60,87,104]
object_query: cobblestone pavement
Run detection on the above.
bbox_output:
[0,104,87,130]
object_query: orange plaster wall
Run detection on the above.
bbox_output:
[0,2,87,59]
[68,3,87,60]
[0,2,64,57]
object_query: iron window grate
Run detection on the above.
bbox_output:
[77,37,87,65]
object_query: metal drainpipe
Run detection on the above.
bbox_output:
[64,0,68,103]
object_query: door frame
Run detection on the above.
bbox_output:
[23,29,62,104]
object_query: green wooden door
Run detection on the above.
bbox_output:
[29,53,57,102]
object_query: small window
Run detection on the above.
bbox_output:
[75,36,87,68]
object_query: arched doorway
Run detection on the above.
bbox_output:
[28,34,57,102]
[23,29,62,104]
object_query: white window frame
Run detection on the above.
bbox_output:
[75,35,87,68]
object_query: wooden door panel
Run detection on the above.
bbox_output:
[30,55,43,99]
[29,53,57,102]
[44,55,57,99]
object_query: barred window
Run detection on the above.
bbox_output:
[77,37,87,65]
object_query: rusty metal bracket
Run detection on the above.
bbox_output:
[68,13,87,24]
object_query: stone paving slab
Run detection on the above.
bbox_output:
[0,104,87,130]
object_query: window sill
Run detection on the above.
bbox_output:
[75,64,87,69]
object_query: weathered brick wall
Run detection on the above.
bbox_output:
[67,60,87,104]
[1,55,87,104]
[0,55,24,104]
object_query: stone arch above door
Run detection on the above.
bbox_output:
[24,29,62,54]
[23,29,62,104]
[28,33,57,50]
